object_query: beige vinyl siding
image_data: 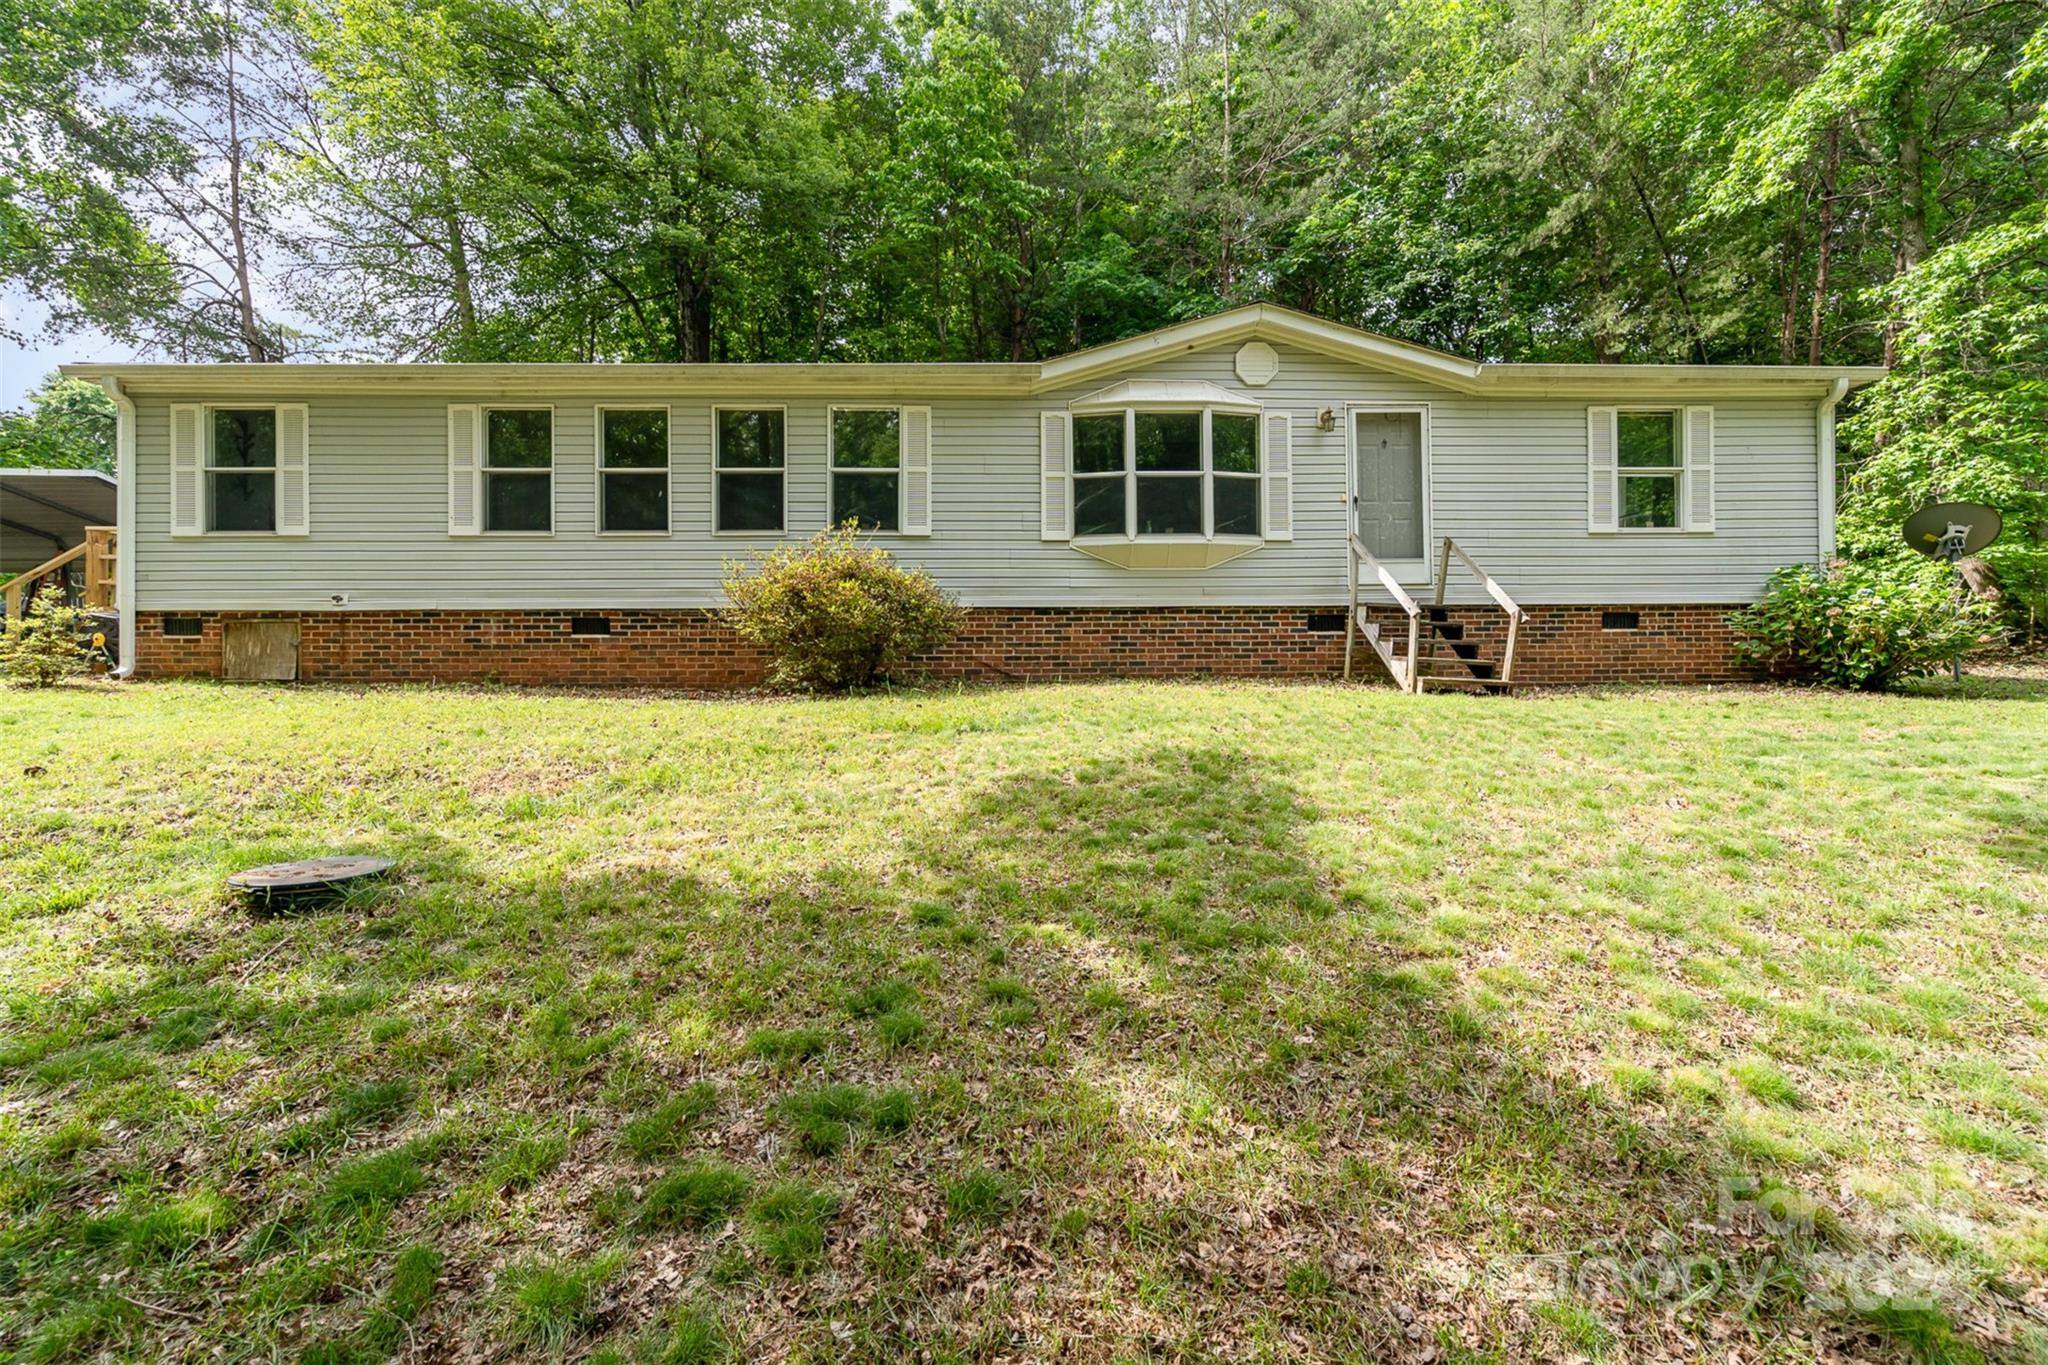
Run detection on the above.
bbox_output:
[127,341,1821,612]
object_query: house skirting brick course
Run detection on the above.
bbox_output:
[131,605,1748,687]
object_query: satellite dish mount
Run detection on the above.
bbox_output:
[1901,501,2002,681]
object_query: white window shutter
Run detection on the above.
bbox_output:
[275,404,310,535]
[900,405,931,535]
[1263,411,1293,542]
[1683,405,1715,532]
[447,404,481,536]
[170,404,203,537]
[1039,411,1070,540]
[1587,407,1618,533]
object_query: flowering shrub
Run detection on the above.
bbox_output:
[721,523,964,692]
[1729,559,1994,690]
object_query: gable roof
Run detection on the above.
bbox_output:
[61,304,1886,399]
[1033,304,1887,397]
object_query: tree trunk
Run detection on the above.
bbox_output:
[442,197,478,355]
[1807,123,1839,365]
[672,256,711,363]
[1885,83,1929,367]
[1626,166,1708,363]
[222,4,268,362]
[1590,213,1613,364]
[1777,220,1802,365]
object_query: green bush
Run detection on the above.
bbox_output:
[1729,560,1994,690]
[1,596,91,687]
[721,523,964,692]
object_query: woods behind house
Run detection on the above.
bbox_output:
[5,0,2045,605]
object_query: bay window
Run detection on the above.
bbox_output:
[1069,403,1263,542]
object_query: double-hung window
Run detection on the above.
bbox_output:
[1071,414,1126,536]
[484,408,553,533]
[172,402,306,537]
[1616,410,1682,530]
[830,407,901,532]
[1210,412,1261,535]
[715,407,785,532]
[208,408,277,532]
[1069,404,1262,541]
[598,407,668,534]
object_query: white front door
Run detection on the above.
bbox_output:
[1353,410,1425,562]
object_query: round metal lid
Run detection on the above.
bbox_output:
[228,856,395,891]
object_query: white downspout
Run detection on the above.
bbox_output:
[99,378,138,678]
[1816,377,1849,564]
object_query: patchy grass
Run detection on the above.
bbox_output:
[2,677,2046,1360]
[942,1168,1015,1224]
[638,1162,752,1230]
[619,1082,721,1160]
[497,1248,624,1351]
[748,1182,838,1275]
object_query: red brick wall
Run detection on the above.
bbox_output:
[131,604,1747,687]
[1356,603,1749,685]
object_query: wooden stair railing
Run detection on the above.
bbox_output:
[1345,534,1527,693]
[1344,533,1422,692]
[3,526,117,621]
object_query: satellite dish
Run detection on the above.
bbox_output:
[1903,502,2001,563]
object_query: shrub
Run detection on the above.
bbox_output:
[1,596,91,687]
[1728,560,1994,690]
[721,523,964,692]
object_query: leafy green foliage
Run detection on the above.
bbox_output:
[1,597,92,688]
[1729,561,1994,690]
[721,524,964,693]
[0,378,115,471]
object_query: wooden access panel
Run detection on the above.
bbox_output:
[222,619,300,681]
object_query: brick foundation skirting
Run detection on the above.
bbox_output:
[131,605,1749,687]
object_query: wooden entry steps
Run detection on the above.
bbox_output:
[1345,537,1527,694]
[3,526,117,620]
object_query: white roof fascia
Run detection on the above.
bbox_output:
[58,362,1040,399]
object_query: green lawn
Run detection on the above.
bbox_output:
[2,677,2045,1363]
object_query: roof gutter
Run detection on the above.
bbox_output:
[98,377,138,678]
[1816,376,1851,562]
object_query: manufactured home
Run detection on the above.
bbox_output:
[62,306,1884,689]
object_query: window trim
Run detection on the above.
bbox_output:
[593,403,672,537]
[1613,406,1685,535]
[480,404,556,537]
[1064,399,1266,546]
[711,403,790,537]
[202,404,281,537]
[827,404,905,534]
[1345,401,1434,581]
